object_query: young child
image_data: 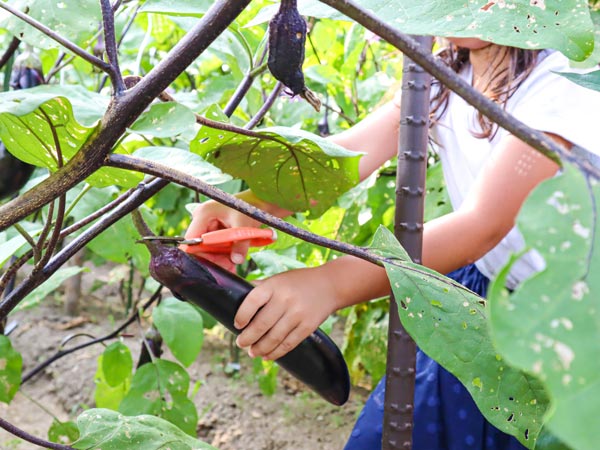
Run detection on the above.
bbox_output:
[185,38,600,448]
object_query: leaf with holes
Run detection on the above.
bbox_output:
[118,359,198,436]
[191,107,361,218]
[268,0,594,61]
[73,408,216,449]
[488,163,600,450]
[373,226,550,448]
[0,0,101,49]
[0,89,142,188]
[0,335,22,404]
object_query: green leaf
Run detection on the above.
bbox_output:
[373,226,549,448]
[48,419,80,445]
[191,108,361,218]
[488,164,600,450]
[102,342,133,388]
[296,0,594,61]
[15,266,88,311]
[1,0,101,49]
[0,90,140,188]
[152,297,204,368]
[139,0,213,17]
[118,360,198,436]
[252,358,279,397]
[129,102,197,139]
[132,146,232,185]
[93,354,130,411]
[557,70,600,92]
[424,161,453,223]
[73,408,216,449]
[0,335,22,404]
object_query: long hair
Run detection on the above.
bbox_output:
[430,43,542,140]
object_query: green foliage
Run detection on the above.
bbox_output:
[118,359,198,436]
[558,70,600,91]
[192,108,362,218]
[152,297,204,368]
[48,419,80,446]
[252,358,280,396]
[0,335,22,404]
[488,164,600,450]
[102,342,133,388]
[94,354,131,411]
[15,266,87,311]
[375,227,549,448]
[129,102,197,139]
[73,408,216,449]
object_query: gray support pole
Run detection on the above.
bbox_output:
[382,35,432,450]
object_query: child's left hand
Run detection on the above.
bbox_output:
[234,265,339,361]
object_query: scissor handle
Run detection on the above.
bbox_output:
[183,227,276,255]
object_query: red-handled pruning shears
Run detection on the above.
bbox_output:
[139,227,277,254]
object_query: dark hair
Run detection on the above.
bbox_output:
[430,43,542,140]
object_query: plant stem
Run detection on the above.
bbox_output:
[0,416,74,450]
[106,154,475,294]
[245,81,283,129]
[0,179,168,319]
[0,2,110,74]
[0,36,21,71]
[316,0,600,180]
[100,0,125,94]
[0,0,253,232]
[21,284,162,384]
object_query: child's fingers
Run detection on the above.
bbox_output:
[246,314,299,357]
[234,285,275,331]
[262,324,312,361]
[230,240,251,265]
[236,298,286,351]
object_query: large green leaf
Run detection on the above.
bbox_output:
[0,335,22,404]
[152,297,204,368]
[73,408,216,450]
[373,227,549,448]
[251,0,595,61]
[0,0,101,49]
[0,89,141,188]
[191,108,361,218]
[129,102,197,139]
[139,0,213,17]
[118,359,198,436]
[132,146,232,185]
[488,164,600,450]
[93,354,131,411]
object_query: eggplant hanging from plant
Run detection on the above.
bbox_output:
[268,0,321,112]
[0,47,44,200]
[133,212,350,406]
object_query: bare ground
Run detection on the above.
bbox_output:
[0,268,366,450]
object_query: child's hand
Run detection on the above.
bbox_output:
[234,266,339,361]
[182,199,261,272]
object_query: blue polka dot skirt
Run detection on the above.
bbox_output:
[344,264,526,450]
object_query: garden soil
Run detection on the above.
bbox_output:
[0,266,366,450]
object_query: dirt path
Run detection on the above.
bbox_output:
[1,282,365,450]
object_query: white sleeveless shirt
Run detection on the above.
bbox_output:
[430,50,600,289]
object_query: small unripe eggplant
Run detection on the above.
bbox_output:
[268,0,321,112]
[9,47,44,90]
[143,241,350,406]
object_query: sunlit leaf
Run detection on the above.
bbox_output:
[94,354,131,411]
[0,335,22,404]
[139,0,213,17]
[73,408,216,449]
[152,297,204,368]
[488,164,600,449]
[48,419,80,445]
[374,226,549,448]
[129,102,197,139]
[102,342,133,388]
[118,360,198,436]
[191,107,361,218]
[15,266,88,311]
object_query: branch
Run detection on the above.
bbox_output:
[100,0,125,94]
[21,284,162,384]
[106,154,475,295]
[0,179,168,319]
[0,0,253,231]
[0,2,110,73]
[0,416,74,450]
[0,36,20,71]
[317,0,600,180]
[245,81,284,130]
[223,45,269,117]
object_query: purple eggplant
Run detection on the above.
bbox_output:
[142,240,350,406]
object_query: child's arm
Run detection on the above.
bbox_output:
[235,133,564,361]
